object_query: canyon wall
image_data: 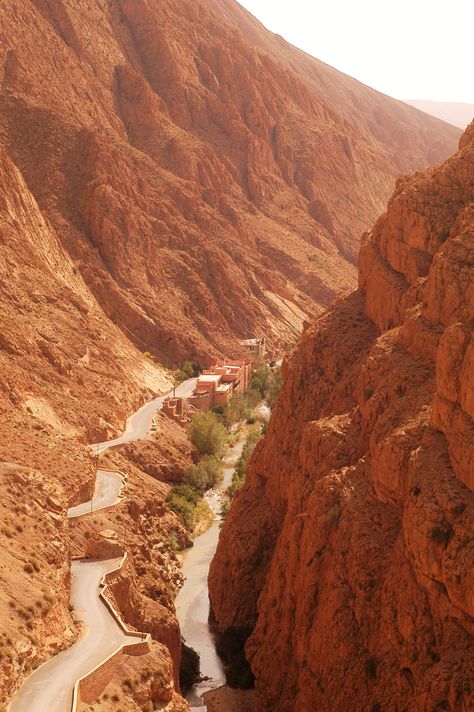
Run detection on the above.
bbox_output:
[0,0,459,365]
[209,124,474,711]
[0,0,464,707]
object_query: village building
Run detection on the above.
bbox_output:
[240,336,266,357]
[162,360,252,423]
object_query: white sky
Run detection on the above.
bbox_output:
[237,0,474,104]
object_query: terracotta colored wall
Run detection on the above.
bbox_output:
[77,648,124,705]
[77,640,150,705]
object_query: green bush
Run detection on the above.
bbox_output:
[180,641,200,691]
[224,392,249,425]
[228,426,262,498]
[220,495,231,520]
[183,464,208,493]
[175,360,201,383]
[200,455,224,488]
[166,484,200,530]
[188,411,226,457]
[166,483,214,531]
[252,359,281,406]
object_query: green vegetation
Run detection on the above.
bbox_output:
[220,425,263,521]
[166,484,213,532]
[229,425,262,497]
[253,358,282,409]
[167,411,226,532]
[184,455,223,492]
[188,411,227,456]
[175,360,201,383]
[169,360,282,531]
[223,390,260,426]
[180,641,201,691]
[214,361,282,428]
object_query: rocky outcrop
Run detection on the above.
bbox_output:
[209,125,474,711]
[120,413,196,484]
[0,0,459,365]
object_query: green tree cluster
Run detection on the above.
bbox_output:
[166,483,213,532]
[183,454,223,492]
[166,484,200,531]
[175,360,201,383]
[252,359,282,408]
[188,411,227,456]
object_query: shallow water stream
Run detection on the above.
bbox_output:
[175,439,245,710]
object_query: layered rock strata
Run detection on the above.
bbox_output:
[0,0,459,363]
[209,124,474,711]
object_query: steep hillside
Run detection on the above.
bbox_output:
[209,125,474,711]
[0,149,192,707]
[0,0,459,365]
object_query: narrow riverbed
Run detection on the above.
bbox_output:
[175,439,245,711]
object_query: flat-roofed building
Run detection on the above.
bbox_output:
[163,360,252,419]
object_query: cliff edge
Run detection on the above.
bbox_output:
[209,123,474,711]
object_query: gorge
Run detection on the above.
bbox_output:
[0,1,471,711]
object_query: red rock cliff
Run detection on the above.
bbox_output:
[0,0,459,364]
[209,124,474,711]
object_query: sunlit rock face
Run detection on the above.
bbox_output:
[0,0,459,365]
[209,124,474,712]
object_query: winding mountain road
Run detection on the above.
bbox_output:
[8,378,197,712]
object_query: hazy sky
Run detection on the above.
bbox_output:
[237,0,474,104]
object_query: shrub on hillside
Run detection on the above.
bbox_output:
[175,360,201,383]
[166,482,214,532]
[166,484,199,531]
[183,464,208,492]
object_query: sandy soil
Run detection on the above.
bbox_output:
[203,686,255,712]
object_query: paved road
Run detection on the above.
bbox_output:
[94,378,197,454]
[9,377,197,712]
[68,378,197,518]
[67,470,124,518]
[9,559,141,712]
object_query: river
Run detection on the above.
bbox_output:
[175,438,245,710]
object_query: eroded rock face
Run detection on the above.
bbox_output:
[0,0,459,364]
[209,125,474,711]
